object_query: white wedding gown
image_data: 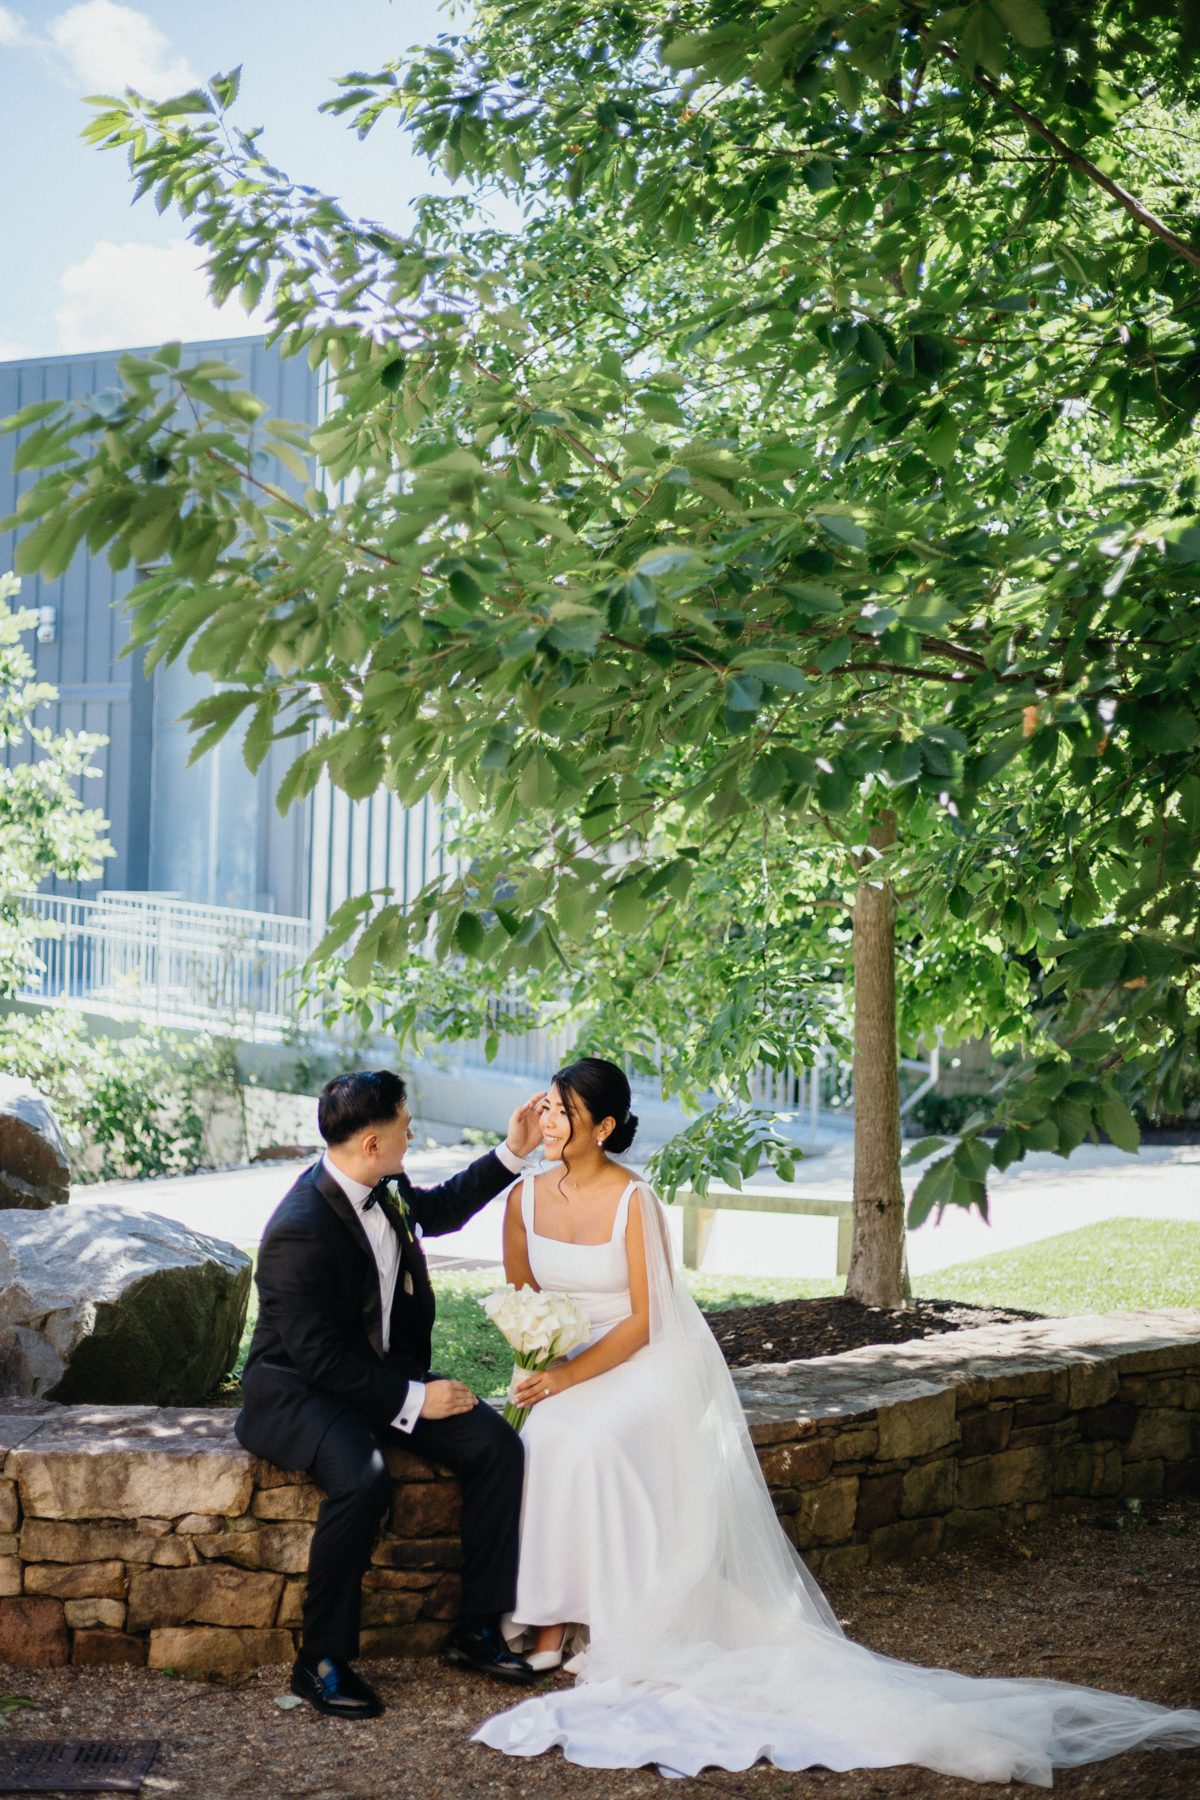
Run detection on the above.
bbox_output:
[475,1174,1200,1785]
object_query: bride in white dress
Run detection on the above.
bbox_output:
[475,1056,1200,1785]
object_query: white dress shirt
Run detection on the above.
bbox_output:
[322,1141,530,1433]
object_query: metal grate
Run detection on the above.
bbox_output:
[0,1740,159,1792]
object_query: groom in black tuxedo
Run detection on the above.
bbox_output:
[237,1068,543,1718]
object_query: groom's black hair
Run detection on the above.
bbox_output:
[318,1069,408,1145]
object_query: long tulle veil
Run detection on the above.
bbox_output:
[475,1180,1200,1783]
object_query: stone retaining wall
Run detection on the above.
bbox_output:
[0,1404,459,1675]
[0,1309,1195,1674]
[745,1309,1200,1574]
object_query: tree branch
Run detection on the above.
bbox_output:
[959,60,1200,275]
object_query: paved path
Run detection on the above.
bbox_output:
[80,1137,1200,1283]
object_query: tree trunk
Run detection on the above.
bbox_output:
[846,811,910,1310]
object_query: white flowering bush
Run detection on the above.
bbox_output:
[481,1284,590,1429]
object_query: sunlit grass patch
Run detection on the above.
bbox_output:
[918,1217,1200,1317]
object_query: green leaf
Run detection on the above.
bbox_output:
[881,741,922,788]
[210,65,242,109]
[816,636,852,673]
[926,417,959,468]
[1178,774,1200,833]
[155,90,217,116]
[801,157,836,193]
[454,911,488,958]
[782,582,841,614]
[265,433,312,483]
[815,513,866,551]
[946,884,972,919]
[908,1152,956,1227]
[902,1136,948,1165]
[726,675,764,712]
[736,661,808,692]
[608,880,648,934]
[243,694,279,775]
[0,400,64,435]
[184,690,255,764]
[992,1126,1025,1171]
[1121,700,1198,754]
[638,391,684,425]
[517,752,558,809]
[1020,1116,1060,1153]
[989,0,1053,48]
[308,890,375,964]
[953,1136,993,1182]
[1096,1089,1140,1153]
[545,748,588,789]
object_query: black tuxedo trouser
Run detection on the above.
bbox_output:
[301,1394,524,1661]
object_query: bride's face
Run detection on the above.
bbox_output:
[539,1085,580,1164]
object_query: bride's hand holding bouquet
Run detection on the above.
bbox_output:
[481,1283,590,1431]
[512,1360,573,1408]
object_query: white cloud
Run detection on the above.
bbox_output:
[0,6,32,47]
[55,238,268,356]
[46,1,199,98]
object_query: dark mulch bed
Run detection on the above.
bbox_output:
[704,1294,1045,1367]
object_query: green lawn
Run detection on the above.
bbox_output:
[230,1217,1200,1399]
[916,1216,1200,1317]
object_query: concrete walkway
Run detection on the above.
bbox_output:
[79,1136,1200,1283]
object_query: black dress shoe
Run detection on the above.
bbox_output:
[290,1655,384,1718]
[442,1622,536,1685]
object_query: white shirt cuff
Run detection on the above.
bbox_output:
[494,1141,532,1175]
[392,1380,425,1434]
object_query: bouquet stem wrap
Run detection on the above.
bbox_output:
[482,1284,591,1432]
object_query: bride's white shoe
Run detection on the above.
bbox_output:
[525,1648,563,1672]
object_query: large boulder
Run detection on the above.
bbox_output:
[0,1077,70,1210]
[0,1202,251,1405]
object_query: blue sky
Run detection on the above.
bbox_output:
[0,0,465,360]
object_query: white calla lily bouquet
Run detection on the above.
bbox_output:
[481,1284,591,1430]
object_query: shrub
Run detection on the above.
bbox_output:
[906,1089,984,1138]
[0,1007,241,1182]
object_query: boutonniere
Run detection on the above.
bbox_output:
[385,1178,414,1240]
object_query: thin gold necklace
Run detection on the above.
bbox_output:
[563,1159,607,1193]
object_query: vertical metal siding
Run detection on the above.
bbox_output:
[2,335,449,929]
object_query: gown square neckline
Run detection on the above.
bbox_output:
[525,1172,638,1248]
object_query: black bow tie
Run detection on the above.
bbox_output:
[362,1180,392,1212]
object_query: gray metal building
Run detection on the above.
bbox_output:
[0,337,444,925]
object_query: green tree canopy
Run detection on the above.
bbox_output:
[5,0,1200,1300]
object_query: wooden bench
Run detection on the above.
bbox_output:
[675,1186,853,1275]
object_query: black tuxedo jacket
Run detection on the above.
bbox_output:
[236,1150,515,1471]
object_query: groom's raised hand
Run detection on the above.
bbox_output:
[506,1092,548,1160]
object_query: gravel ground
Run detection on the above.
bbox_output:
[702,1296,1044,1366]
[1,1501,1197,1799]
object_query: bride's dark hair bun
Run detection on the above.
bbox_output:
[551,1056,638,1156]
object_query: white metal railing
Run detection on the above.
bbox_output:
[15,892,318,1042]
